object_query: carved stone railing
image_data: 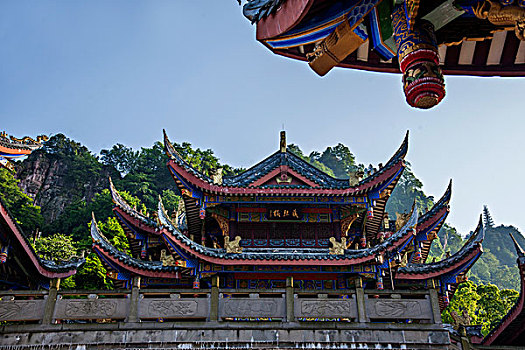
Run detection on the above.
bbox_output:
[0,285,441,325]
[0,290,47,322]
[295,291,357,320]
[364,290,434,323]
[139,290,210,320]
[54,291,130,321]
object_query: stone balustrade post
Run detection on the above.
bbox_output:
[428,279,442,324]
[42,278,60,325]
[355,276,367,323]
[127,276,141,323]
[286,276,294,322]
[210,275,220,321]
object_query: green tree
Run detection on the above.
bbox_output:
[33,233,77,261]
[74,253,113,290]
[0,168,43,234]
[97,216,130,254]
[386,163,434,216]
[287,144,335,176]
[161,189,181,216]
[312,143,357,178]
[443,281,519,336]
[100,144,138,175]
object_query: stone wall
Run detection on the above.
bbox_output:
[0,286,453,349]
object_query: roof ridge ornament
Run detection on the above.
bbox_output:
[163,129,183,160]
[280,130,286,153]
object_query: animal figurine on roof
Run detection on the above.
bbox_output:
[225,236,243,254]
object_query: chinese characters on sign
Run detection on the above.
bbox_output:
[267,208,301,220]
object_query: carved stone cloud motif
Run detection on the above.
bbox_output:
[0,301,44,321]
[374,300,422,317]
[64,300,117,317]
[300,300,354,318]
[222,299,280,318]
[148,300,197,317]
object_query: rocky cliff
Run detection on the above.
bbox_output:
[15,134,117,224]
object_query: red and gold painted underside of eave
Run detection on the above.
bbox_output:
[0,144,32,157]
[417,206,450,234]
[272,32,525,77]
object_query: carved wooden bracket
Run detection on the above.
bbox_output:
[211,213,229,237]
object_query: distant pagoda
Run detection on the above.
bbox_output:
[0,131,48,170]
[238,0,525,109]
[91,130,484,311]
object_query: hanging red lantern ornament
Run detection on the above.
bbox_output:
[393,6,445,109]
[199,208,206,219]
[376,276,384,290]
[443,291,450,305]
[360,236,367,248]
[193,278,200,289]
[414,246,422,261]
[367,207,374,219]
[0,246,8,264]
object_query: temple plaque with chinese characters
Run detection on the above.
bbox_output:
[267,207,302,221]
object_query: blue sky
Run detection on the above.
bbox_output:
[1,1,524,235]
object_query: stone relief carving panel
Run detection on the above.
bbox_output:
[295,299,357,318]
[220,298,285,318]
[366,298,432,320]
[0,300,45,321]
[139,299,208,319]
[55,298,129,320]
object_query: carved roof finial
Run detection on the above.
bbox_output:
[280,130,286,153]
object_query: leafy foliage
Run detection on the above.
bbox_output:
[468,225,525,290]
[97,216,130,255]
[443,281,519,335]
[100,144,138,175]
[0,168,43,234]
[385,162,434,216]
[74,253,113,290]
[33,233,77,262]
[287,144,335,176]
[311,143,358,178]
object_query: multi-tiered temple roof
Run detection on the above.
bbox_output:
[89,130,484,308]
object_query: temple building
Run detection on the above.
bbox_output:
[238,0,525,109]
[92,130,484,311]
[0,130,507,349]
[0,132,47,170]
[0,198,83,290]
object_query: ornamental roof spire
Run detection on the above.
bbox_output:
[280,130,286,153]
